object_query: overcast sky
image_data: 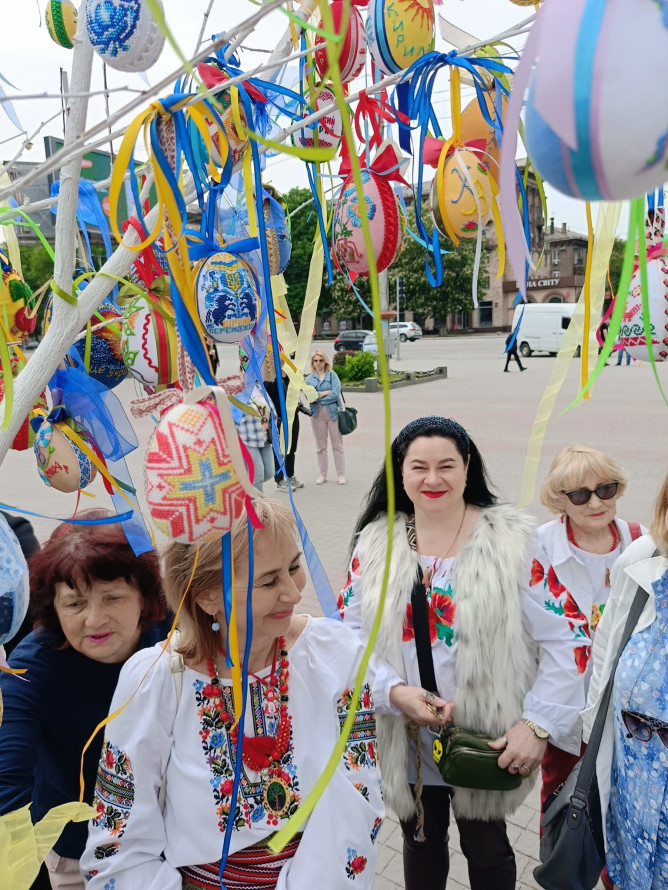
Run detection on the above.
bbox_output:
[0,0,617,238]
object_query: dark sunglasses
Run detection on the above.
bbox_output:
[622,710,668,749]
[562,481,619,506]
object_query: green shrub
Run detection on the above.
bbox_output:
[333,349,356,368]
[344,351,375,382]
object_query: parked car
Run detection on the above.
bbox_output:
[362,329,400,356]
[511,303,576,356]
[390,321,422,342]
[333,329,370,352]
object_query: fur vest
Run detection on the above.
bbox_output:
[358,505,538,821]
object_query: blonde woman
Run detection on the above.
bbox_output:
[81,500,382,889]
[535,445,646,815]
[305,349,346,485]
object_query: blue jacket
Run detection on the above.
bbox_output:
[305,370,341,421]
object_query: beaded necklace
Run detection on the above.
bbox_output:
[566,517,620,552]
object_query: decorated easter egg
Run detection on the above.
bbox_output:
[459,92,507,172]
[332,171,404,275]
[195,252,258,344]
[263,186,292,276]
[524,0,668,200]
[295,85,343,152]
[366,0,435,76]
[198,63,248,167]
[619,257,668,362]
[69,308,127,389]
[314,1,366,84]
[0,249,35,341]
[85,0,166,72]
[121,296,179,387]
[430,149,493,241]
[0,513,29,648]
[145,398,248,543]
[33,421,98,493]
[46,0,78,49]
[0,358,48,451]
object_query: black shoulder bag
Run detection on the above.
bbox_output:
[534,579,651,890]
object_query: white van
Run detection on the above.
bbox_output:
[511,303,576,357]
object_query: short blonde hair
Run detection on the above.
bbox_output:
[162,499,299,661]
[540,445,628,515]
[310,349,331,373]
[650,470,668,556]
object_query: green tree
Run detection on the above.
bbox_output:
[608,237,627,295]
[18,243,54,292]
[282,187,322,322]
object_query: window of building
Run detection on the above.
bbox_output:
[477,301,493,327]
[552,249,560,265]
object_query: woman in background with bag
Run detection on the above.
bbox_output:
[305,349,346,485]
[340,416,586,890]
[582,471,668,889]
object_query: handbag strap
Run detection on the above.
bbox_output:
[411,573,439,694]
[571,565,655,804]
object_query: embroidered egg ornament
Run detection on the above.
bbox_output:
[121,296,178,388]
[33,421,98,493]
[0,249,36,340]
[145,387,261,543]
[430,149,493,241]
[365,0,435,75]
[68,307,127,389]
[85,0,166,73]
[195,252,258,344]
[263,186,292,277]
[295,85,343,152]
[0,358,48,451]
[524,0,668,200]
[197,63,248,167]
[0,513,29,649]
[314,1,366,84]
[46,0,78,48]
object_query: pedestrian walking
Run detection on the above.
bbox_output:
[504,333,526,372]
[235,383,275,493]
[264,356,304,493]
[305,349,346,485]
[616,347,631,366]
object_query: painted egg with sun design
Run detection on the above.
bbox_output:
[365,0,435,76]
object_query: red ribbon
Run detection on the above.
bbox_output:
[197,63,267,105]
[354,91,405,152]
[338,139,409,186]
[123,218,164,287]
[423,136,489,169]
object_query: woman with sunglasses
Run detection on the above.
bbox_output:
[582,471,668,889]
[536,446,645,815]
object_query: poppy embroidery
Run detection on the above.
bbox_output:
[547,566,566,597]
[530,559,545,586]
[338,577,354,617]
[402,586,456,647]
[574,645,590,674]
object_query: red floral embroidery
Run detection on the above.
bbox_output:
[547,566,566,597]
[563,592,587,622]
[351,555,361,576]
[530,559,545,586]
[350,856,367,875]
[574,646,590,674]
[402,603,437,643]
[105,749,114,769]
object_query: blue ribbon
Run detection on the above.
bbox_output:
[0,504,134,525]
[221,533,234,668]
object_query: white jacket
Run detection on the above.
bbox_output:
[581,535,666,848]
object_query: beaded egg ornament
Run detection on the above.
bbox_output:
[295,85,343,152]
[33,421,98,494]
[68,307,127,389]
[198,62,248,166]
[46,0,78,48]
[120,295,179,388]
[195,252,259,344]
[0,249,36,340]
[365,0,435,76]
[263,186,292,277]
[85,0,166,73]
[145,388,261,544]
[314,1,366,84]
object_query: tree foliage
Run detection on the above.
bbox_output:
[608,237,627,296]
[18,244,54,293]
[282,187,332,321]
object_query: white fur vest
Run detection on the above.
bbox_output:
[358,505,538,821]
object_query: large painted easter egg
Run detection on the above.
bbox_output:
[366,0,435,76]
[198,63,248,167]
[295,86,343,152]
[314,1,366,84]
[332,171,404,275]
[263,186,292,277]
[85,0,165,72]
[33,422,98,493]
[121,296,178,388]
[430,149,493,241]
[524,0,668,200]
[46,0,78,48]
[619,255,668,362]
[0,513,29,648]
[0,249,35,341]
[459,92,506,173]
[145,397,249,543]
[195,252,258,344]
[69,308,127,389]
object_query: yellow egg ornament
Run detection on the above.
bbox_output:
[459,93,507,174]
[431,149,493,242]
[45,0,78,49]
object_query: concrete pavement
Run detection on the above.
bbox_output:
[2,333,655,887]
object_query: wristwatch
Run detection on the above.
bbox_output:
[522,718,549,740]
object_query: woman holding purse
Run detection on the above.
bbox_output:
[340,416,586,890]
[305,349,346,485]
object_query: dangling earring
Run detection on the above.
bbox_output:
[211,617,221,632]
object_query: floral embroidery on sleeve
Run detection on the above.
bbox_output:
[337,685,377,771]
[91,742,135,858]
[370,817,383,844]
[345,847,368,880]
[338,555,361,617]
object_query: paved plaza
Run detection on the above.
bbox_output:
[3,333,660,888]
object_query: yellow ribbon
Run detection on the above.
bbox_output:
[580,203,594,398]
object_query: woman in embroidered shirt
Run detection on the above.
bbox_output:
[341,416,586,890]
[536,445,646,817]
[582,470,668,890]
[0,512,167,890]
[81,498,383,889]
[305,349,346,485]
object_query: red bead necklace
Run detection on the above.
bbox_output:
[205,637,291,773]
[566,517,620,552]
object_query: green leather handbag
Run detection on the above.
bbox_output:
[432,725,522,791]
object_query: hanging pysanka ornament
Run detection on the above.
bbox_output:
[198,62,248,167]
[315,0,366,84]
[68,307,127,389]
[366,0,435,75]
[431,148,493,241]
[263,186,292,277]
[46,0,78,48]
[195,251,258,344]
[0,249,37,340]
[144,388,261,544]
[32,416,98,494]
[121,295,179,388]
[85,0,166,72]
[295,85,343,153]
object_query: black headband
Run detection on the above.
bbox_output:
[394,416,470,458]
